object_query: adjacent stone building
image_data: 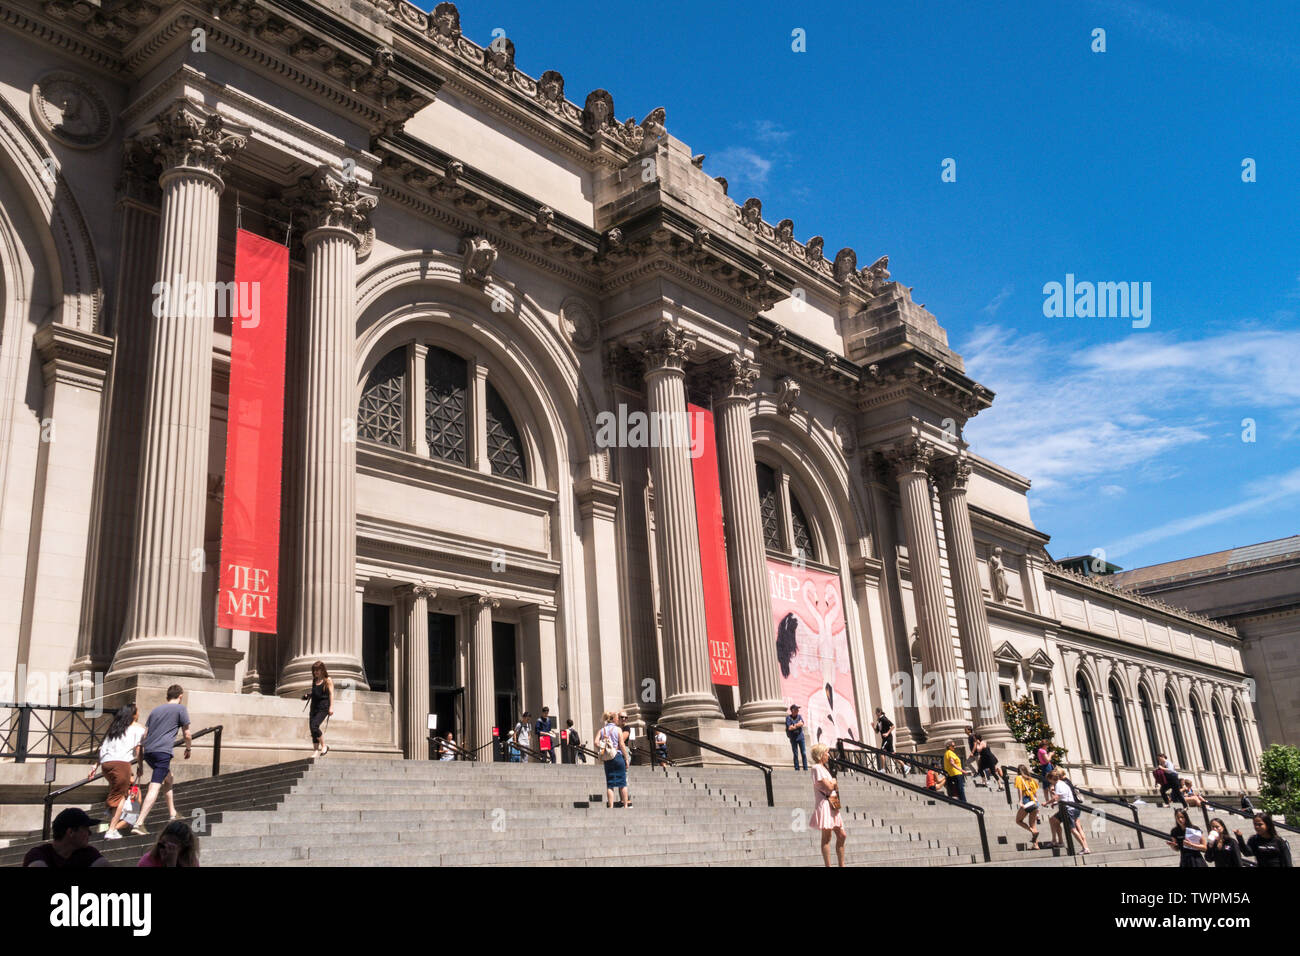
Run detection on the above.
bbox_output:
[0,0,1261,793]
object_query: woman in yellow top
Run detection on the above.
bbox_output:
[1013,764,1041,850]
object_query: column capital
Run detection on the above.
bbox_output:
[883,436,938,477]
[394,582,438,603]
[460,593,501,612]
[283,167,378,244]
[135,100,247,185]
[705,354,760,403]
[932,453,973,496]
[641,322,693,376]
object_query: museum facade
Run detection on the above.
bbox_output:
[0,0,1260,793]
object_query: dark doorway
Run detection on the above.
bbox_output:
[362,603,391,693]
[428,612,461,755]
[493,621,518,757]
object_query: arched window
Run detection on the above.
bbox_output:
[756,462,781,551]
[485,383,526,481]
[1138,685,1160,763]
[789,495,818,563]
[358,347,406,447]
[425,346,468,465]
[1232,704,1252,773]
[1212,699,1233,773]
[1166,689,1188,768]
[1190,696,1211,769]
[1077,672,1104,764]
[1109,679,1134,766]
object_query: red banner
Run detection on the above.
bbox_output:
[688,404,738,686]
[217,229,289,632]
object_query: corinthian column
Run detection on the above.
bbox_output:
[110,103,247,680]
[934,454,1015,748]
[278,169,377,696]
[396,584,436,759]
[463,594,499,756]
[710,355,784,730]
[887,438,965,740]
[643,324,723,722]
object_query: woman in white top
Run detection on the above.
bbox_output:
[89,703,145,839]
[439,731,457,761]
[1048,769,1091,854]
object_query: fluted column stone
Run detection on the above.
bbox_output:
[642,324,723,723]
[463,594,499,755]
[397,584,436,759]
[710,355,785,730]
[279,169,377,695]
[887,438,966,740]
[110,103,247,680]
[934,454,1016,748]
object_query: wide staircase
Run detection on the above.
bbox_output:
[1,756,1183,867]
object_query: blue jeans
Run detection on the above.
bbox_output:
[946,774,967,803]
[790,737,807,770]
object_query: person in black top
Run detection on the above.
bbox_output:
[304,661,334,757]
[535,707,554,763]
[23,809,110,868]
[1234,812,1293,868]
[1168,808,1208,868]
[873,707,901,774]
[1204,818,1244,867]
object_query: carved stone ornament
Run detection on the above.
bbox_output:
[886,436,936,475]
[31,71,111,150]
[774,218,794,248]
[715,176,728,195]
[538,71,565,110]
[582,89,615,134]
[638,107,667,154]
[711,355,760,401]
[460,234,498,286]
[933,453,973,495]
[740,197,763,232]
[429,2,462,47]
[560,298,598,352]
[641,323,692,373]
[139,101,247,179]
[832,247,858,283]
[286,167,378,238]
[832,416,855,454]
[805,236,825,264]
[988,546,1009,603]
[775,377,800,416]
[484,36,515,80]
[861,254,891,293]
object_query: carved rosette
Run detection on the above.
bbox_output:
[709,355,760,403]
[138,102,247,183]
[885,436,936,477]
[286,168,379,242]
[932,454,973,496]
[641,323,692,375]
[560,298,598,351]
[31,70,111,149]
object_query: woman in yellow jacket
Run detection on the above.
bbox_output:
[1012,764,1041,849]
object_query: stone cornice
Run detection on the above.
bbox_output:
[967,504,1052,547]
[574,476,620,521]
[1052,628,1250,683]
[356,441,557,515]
[33,322,113,390]
[1045,564,1238,639]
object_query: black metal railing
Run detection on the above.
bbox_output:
[836,738,938,777]
[0,703,114,763]
[427,736,475,761]
[41,725,223,840]
[830,749,991,863]
[1199,796,1300,835]
[651,724,774,807]
[1066,784,1146,848]
[1055,799,1172,858]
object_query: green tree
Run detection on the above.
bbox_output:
[1003,696,1068,766]
[1258,744,1300,819]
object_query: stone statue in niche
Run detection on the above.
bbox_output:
[988,546,1009,603]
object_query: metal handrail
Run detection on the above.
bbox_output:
[427,735,475,761]
[830,751,991,863]
[41,725,223,840]
[837,737,939,775]
[0,702,113,763]
[651,724,774,807]
[504,738,551,762]
[1200,796,1300,835]
[1056,799,1175,858]
[1070,784,1145,848]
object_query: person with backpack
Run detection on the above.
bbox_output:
[563,719,585,763]
[1155,753,1184,806]
[512,712,532,762]
[88,703,145,839]
[596,710,630,809]
[1234,812,1293,867]
[1048,769,1091,854]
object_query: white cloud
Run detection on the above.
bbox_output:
[982,285,1014,316]
[751,120,792,143]
[713,146,773,189]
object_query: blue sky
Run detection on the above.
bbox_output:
[433,0,1300,571]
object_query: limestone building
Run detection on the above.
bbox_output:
[0,0,1260,794]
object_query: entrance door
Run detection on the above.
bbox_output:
[428,612,460,757]
[493,621,517,760]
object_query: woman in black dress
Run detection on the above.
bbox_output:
[1204,818,1244,867]
[1235,812,1293,867]
[306,660,334,757]
[1168,808,1208,868]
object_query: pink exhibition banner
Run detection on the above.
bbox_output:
[767,559,859,745]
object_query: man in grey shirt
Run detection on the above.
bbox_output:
[134,684,192,834]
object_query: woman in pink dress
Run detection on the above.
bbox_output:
[810,743,847,866]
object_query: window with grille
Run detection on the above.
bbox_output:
[1212,700,1233,772]
[1109,679,1134,766]
[485,383,527,481]
[1077,673,1104,763]
[1233,705,1252,773]
[1139,686,1160,763]
[756,462,781,551]
[789,494,817,563]
[425,347,468,465]
[1166,690,1189,768]
[358,347,406,447]
[1190,697,1211,768]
